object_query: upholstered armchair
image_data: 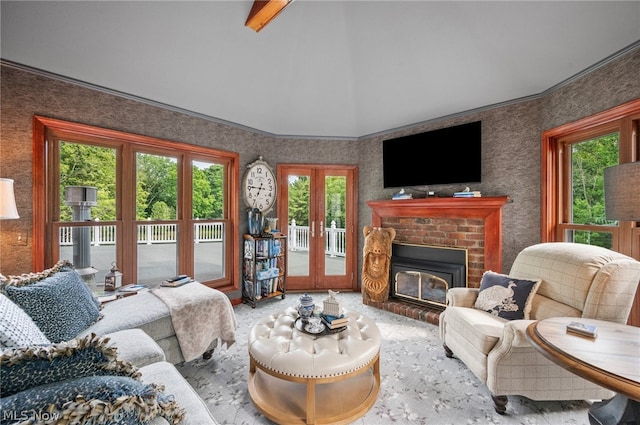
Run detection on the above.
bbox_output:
[439,242,640,414]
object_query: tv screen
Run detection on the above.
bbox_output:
[383,121,481,188]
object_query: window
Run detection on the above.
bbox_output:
[560,132,619,249]
[33,116,239,292]
[542,99,640,258]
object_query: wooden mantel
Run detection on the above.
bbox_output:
[367,196,510,273]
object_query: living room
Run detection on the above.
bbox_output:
[1,2,640,423]
[1,1,639,290]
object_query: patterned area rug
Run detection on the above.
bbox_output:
[176,292,592,424]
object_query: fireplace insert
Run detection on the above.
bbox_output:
[390,243,467,308]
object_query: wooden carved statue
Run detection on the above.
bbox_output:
[362,226,396,303]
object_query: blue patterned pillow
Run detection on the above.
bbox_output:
[0,375,185,425]
[474,271,541,320]
[0,333,138,397]
[0,293,50,348]
[3,268,100,342]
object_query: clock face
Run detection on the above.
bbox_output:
[243,159,277,212]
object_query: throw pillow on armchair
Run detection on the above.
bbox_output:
[473,270,541,320]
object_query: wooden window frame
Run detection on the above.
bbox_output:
[542,99,640,326]
[32,116,240,292]
[542,98,640,259]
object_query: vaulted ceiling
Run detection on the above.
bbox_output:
[2,1,639,139]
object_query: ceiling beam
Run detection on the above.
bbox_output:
[245,0,293,32]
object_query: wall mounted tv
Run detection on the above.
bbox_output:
[383,121,482,188]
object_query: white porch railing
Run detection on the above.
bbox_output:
[288,219,346,257]
[59,222,225,246]
[58,220,347,257]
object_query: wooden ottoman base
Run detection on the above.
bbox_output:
[247,307,382,425]
[248,353,380,425]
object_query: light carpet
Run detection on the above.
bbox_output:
[176,292,592,425]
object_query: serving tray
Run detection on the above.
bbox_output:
[294,317,346,336]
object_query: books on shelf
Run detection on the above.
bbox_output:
[251,237,283,257]
[453,191,481,197]
[566,321,598,338]
[392,194,412,200]
[243,278,280,299]
[161,275,193,287]
[392,189,412,200]
[244,240,254,259]
[242,232,287,306]
[321,314,349,329]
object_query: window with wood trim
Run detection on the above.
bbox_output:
[542,98,640,260]
[33,116,239,292]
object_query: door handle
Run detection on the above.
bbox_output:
[319,221,324,237]
[310,221,315,238]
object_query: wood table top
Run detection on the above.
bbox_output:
[526,317,640,402]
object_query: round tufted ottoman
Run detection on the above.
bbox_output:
[248,306,381,425]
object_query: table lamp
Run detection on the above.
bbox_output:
[0,178,19,219]
[604,162,640,221]
[0,178,19,279]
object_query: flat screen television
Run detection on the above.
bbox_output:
[383,121,482,188]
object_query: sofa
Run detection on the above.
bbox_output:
[0,261,238,424]
[439,242,640,414]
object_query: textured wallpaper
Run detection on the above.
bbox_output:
[1,47,639,288]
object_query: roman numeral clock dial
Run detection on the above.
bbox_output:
[242,156,277,213]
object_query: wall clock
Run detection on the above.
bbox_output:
[242,156,277,213]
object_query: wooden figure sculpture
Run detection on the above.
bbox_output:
[362,226,396,303]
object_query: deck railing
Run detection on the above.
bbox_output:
[59,222,225,246]
[59,220,347,257]
[288,220,346,257]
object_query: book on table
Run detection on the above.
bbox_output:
[566,321,598,338]
[161,275,193,287]
[321,314,349,329]
[118,283,150,293]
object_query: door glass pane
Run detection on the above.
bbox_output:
[325,175,346,275]
[136,153,178,220]
[193,160,225,281]
[287,174,310,276]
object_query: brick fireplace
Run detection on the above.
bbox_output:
[365,196,509,325]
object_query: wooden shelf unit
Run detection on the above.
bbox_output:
[242,234,287,307]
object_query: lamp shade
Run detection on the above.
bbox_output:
[604,162,640,221]
[0,178,19,219]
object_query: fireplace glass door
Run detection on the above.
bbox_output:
[390,243,467,308]
[394,271,448,306]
